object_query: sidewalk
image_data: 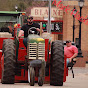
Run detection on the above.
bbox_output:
[63,67,88,88]
[69,67,88,74]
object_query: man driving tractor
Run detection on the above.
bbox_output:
[18,15,44,84]
[18,15,44,48]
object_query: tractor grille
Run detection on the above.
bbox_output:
[38,43,45,60]
[28,43,45,60]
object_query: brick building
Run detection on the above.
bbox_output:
[30,0,88,67]
[62,0,88,67]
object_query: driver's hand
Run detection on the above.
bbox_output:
[36,28,44,33]
[36,28,40,32]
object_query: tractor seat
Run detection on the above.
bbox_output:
[29,59,42,68]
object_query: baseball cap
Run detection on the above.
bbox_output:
[66,40,71,43]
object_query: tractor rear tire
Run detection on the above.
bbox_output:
[1,39,15,84]
[50,40,64,86]
[30,67,35,86]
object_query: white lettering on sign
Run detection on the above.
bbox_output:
[31,7,63,18]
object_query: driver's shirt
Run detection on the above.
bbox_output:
[21,22,40,38]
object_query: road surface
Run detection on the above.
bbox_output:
[0,67,88,88]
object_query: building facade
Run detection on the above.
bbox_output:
[62,0,88,67]
[30,0,88,67]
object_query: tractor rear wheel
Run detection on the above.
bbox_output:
[1,39,15,84]
[50,40,64,86]
[30,67,35,86]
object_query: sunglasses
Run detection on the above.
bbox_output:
[66,42,70,43]
[66,41,71,43]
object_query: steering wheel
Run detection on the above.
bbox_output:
[28,27,39,35]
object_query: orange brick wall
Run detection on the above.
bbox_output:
[60,0,88,66]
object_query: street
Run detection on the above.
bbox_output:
[0,67,88,88]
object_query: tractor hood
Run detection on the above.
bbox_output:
[28,34,45,43]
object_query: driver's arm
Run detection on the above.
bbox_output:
[36,28,44,33]
[18,30,24,38]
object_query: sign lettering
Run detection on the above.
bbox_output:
[31,7,63,18]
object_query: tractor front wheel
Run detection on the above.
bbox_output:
[38,68,43,86]
[30,67,35,86]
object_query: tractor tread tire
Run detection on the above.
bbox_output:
[38,77,43,86]
[50,40,64,86]
[30,67,35,86]
[38,67,44,86]
[1,39,15,84]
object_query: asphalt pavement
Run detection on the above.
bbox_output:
[0,67,88,88]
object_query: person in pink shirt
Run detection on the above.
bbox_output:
[64,40,78,66]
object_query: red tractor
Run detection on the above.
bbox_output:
[0,12,67,86]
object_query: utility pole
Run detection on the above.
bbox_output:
[47,0,51,33]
